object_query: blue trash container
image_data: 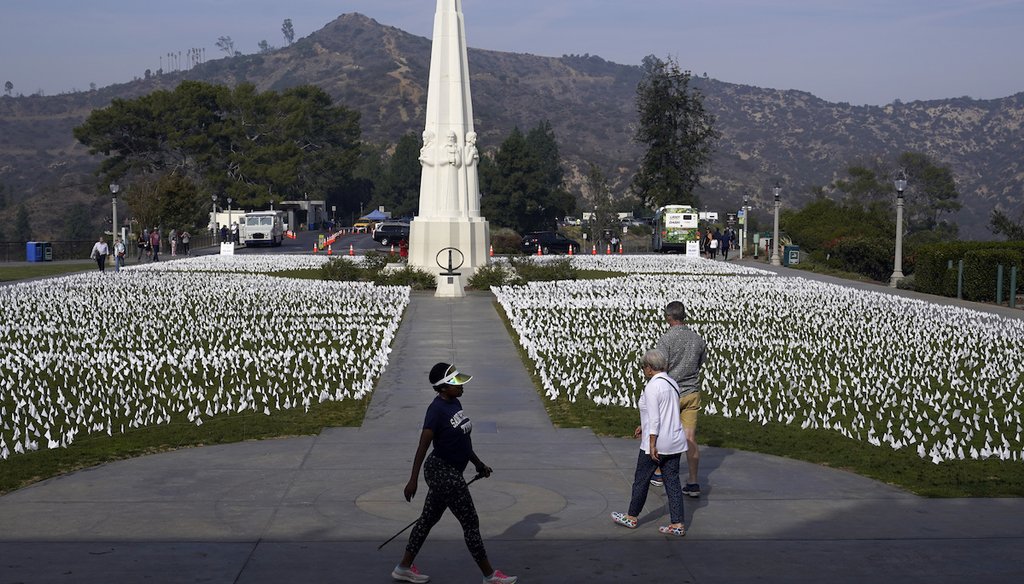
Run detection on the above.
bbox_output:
[26,242,43,262]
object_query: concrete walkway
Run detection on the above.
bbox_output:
[1,291,1023,583]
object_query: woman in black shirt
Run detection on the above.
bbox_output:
[391,362,517,584]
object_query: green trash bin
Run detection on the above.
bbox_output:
[783,245,800,267]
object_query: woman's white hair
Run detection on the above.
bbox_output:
[642,348,668,372]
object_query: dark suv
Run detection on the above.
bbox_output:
[372,222,410,246]
[520,231,580,255]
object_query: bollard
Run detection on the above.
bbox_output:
[957,259,964,300]
[1011,266,1019,309]
[997,264,1004,305]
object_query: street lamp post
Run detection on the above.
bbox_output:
[741,194,749,260]
[109,182,120,271]
[770,183,782,266]
[227,198,233,244]
[890,175,908,287]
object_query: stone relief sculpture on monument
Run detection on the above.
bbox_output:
[464,132,481,217]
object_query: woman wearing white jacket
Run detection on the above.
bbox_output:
[611,348,689,536]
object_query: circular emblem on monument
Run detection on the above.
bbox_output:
[436,247,465,272]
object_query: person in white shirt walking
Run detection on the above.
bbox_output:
[611,348,688,536]
[89,236,109,272]
[113,237,126,272]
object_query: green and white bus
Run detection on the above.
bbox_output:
[652,205,699,253]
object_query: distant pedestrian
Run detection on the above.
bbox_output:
[220,225,229,243]
[137,231,148,262]
[89,236,109,272]
[720,230,732,261]
[113,236,126,272]
[708,232,719,259]
[231,222,239,243]
[149,228,161,262]
[170,228,178,256]
[180,231,191,255]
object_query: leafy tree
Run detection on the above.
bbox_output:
[3,81,12,96]
[782,197,891,253]
[372,133,422,218]
[257,40,274,54]
[898,152,960,235]
[14,204,32,242]
[216,36,235,55]
[586,163,616,244]
[990,209,1024,240]
[481,123,575,233]
[74,81,362,214]
[282,19,295,45]
[63,203,96,240]
[631,55,719,208]
[125,173,207,230]
[833,164,890,202]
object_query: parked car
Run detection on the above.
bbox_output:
[520,231,580,255]
[372,222,410,246]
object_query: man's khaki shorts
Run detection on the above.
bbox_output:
[679,391,701,432]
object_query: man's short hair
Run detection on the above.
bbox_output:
[643,348,668,372]
[664,301,686,323]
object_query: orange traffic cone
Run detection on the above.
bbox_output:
[489,244,494,257]
[568,245,574,256]
[537,244,542,256]
[327,244,333,256]
[591,245,597,255]
[349,244,355,256]
[606,244,611,255]
[619,244,624,255]
[313,243,318,254]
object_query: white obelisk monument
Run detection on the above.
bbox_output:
[408,0,490,297]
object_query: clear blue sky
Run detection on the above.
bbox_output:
[2,0,1022,105]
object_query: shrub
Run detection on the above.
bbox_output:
[962,249,1024,302]
[490,227,522,255]
[468,263,523,289]
[915,242,1024,298]
[374,266,437,290]
[824,236,892,282]
[320,258,364,281]
[510,257,577,282]
[362,250,401,272]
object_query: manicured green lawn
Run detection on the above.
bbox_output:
[0,400,367,495]
[0,263,96,282]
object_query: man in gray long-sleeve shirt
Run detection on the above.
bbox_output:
[650,301,706,497]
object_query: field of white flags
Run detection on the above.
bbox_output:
[0,255,408,460]
[493,259,1024,464]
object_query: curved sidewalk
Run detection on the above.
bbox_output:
[1,292,1022,583]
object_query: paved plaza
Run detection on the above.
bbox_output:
[1,265,1023,583]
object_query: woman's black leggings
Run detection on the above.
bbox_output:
[406,454,487,563]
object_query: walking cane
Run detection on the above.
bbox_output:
[377,473,486,551]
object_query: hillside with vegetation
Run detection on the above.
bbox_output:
[1,12,1022,239]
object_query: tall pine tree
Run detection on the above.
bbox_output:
[631,55,718,209]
